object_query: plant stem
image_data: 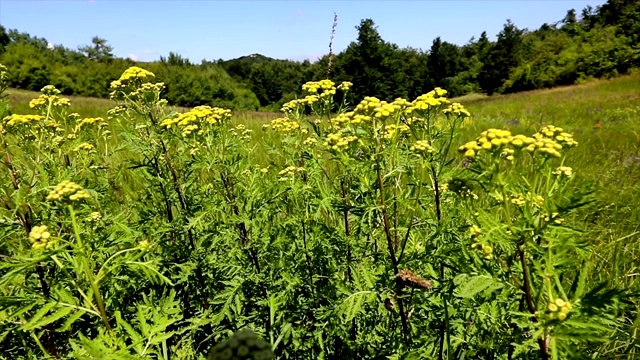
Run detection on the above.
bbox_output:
[519,243,549,359]
[376,166,410,343]
[69,205,112,332]
[431,165,449,360]
[341,179,357,341]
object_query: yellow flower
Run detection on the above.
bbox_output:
[470,225,482,238]
[86,212,102,222]
[410,140,434,156]
[443,102,471,117]
[264,117,301,133]
[278,166,305,181]
[46,180,91,202]
[323,131,359,151]
[303,136,318,146]
[337,81,353,91]
[553,166,573,177]
[113,66,155,86]
[2,114,45,127]
[29,225,56,250]
[73,142,96,153]
[138,240,152,251]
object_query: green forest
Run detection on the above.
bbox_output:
[1,0,639,111]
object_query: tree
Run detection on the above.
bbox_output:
[478,20,525,94]
[79,36,114,62]
[563,9,578,25]
[0,25,10,54]
[427,37,460,87]
[160,52,191,67]
[341,19,394,100]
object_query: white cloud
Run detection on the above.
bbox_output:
[47,42,54,49]
[143,49,155,55]
[128,54,140,61]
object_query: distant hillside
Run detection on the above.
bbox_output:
[218,54,279,82]
[0,0,638,111]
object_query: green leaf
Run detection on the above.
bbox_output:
[453,274,502,299]
[20,302,66,331]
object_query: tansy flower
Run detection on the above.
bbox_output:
[46,180,91,202]
[410,140,434,156]
[29,225,56,250]
[553,166,573,177]
[86,212,102,222]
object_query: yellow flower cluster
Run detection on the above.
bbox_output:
[319,88,336,99]
[340,89,456,124]
[281,90,339,113]
[510,192,544,207]
[29,94,71,110]
[138,240,152,251]
[73,142,95,152]
[525,136,563,157]
[542,212,564,225]
[160,106,231,130]
[459,126,574,159]
[278,166,305,181]
[77,117,107,129]
[29,225,55,250]
[41,85,61,96]
[374,102,400,118]
[470,225,482,238]
[546,298,572,321]
[230,124,253,140]
[46,180,91,202]
[337,81,353,91]
[500,148,515,161]
[443,102,471,117]
[553,166,573,177]
[469,225,492,259]
[181,124,200,137]
[323,131,358,151]
[110,66,155,89]
[411,89,450,111]
[107,105,127,118]
[535,125,578,148]
[302,80,335,93]
[381,123,410,139]
[410,140,434,155]
[129,82,165,98]
[86,211,102,222]
[352,97,403,119]
[263,117,301,133]
[471,242,493,260]
[303,136,318,146]
[2,114,45,127]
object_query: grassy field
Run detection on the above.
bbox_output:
[3,74,640,358]
[6,88,280,124]
[460,75,640,297]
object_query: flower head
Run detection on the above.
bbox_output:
[46,180,91,202]
[29,225,56,250]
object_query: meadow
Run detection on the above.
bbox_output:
[1,64,640,359]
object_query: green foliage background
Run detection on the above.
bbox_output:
[1,0,639,110]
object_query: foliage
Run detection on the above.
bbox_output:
[1,0,639,110]
[1,62,638,360]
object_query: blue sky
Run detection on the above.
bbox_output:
[1,0,606,63]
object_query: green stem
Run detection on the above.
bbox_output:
[68,205,112,332]
[94,248,140,284]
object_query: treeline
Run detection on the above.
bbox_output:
[0,33,260,110]
[0,0,638,110]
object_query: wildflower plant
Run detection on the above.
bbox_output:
[0,64,634,359]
